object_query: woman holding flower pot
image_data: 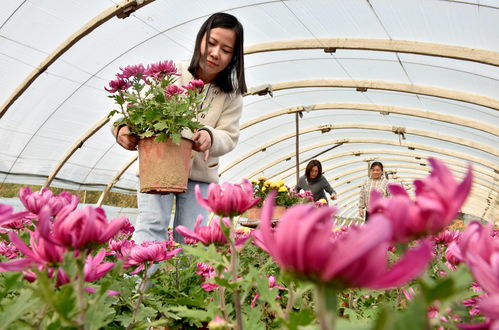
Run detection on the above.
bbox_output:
[113,13,246,243]
[294,160,337,203]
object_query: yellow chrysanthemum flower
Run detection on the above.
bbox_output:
[237,226,252,234]
[261,186,267,192]
[264,181,272,187]
[318,198,327,204]
[258,176,267,181]
[278,186,288,192]
[276,180,285,187]
[251,179,258,185]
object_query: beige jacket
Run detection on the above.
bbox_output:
[112,61,243,183]
[177,62,243,183]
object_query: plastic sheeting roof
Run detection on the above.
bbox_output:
[1,0,498,221]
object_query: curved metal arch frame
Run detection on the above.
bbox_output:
[333,172,494,221]
[9,10,496,214]
[251,149,497,183]
[44,115,111,187]
[327,164,493,198]
[0,0,157,119]
[240,103,497,136]
[223,138,498,182]
[334,185,492,222]
[244,38,499,67]
[335,187,490,224]
[245,79,499,111]
[221,124,498,175]
[305,157,493,191]
[96,155,138,207]
[328,167,493,202]
[277,154,496,186]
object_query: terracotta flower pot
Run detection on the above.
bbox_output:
[138,136,193,194]
[246,205,287,221]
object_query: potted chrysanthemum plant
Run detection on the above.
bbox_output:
[106,60,207,194]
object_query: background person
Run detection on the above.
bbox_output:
[114,12,246,243]
[358,161,390,222]
[295,159,337,203]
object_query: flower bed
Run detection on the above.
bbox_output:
[1,158,497,329]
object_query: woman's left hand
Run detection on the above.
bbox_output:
[331,193,337,200]
[192,130,212,160]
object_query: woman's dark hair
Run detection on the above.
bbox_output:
[370,161,384,171]
[305,159,322,180]
[188,12,247,94]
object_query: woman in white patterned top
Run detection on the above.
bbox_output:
[358,162,390,222]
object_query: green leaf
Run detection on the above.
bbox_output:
[335,318,371,330]
[242,304,267,330]
[152,122,168,131]
[420,265,472,304]
[85,293,116,330]
[115,312,133,327]
[373,296,428,330]
[343,307,362,321]
[286,307,315,330]
[181,244,225,265]
[0,289,33,330]
[52,284,77,321]
[107,109,119,118]
[169,133,181,145]
[0,272,23,298]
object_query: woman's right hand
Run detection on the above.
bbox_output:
[359,209,365,217]
[115,125,138,151]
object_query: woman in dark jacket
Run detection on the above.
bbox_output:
[295,160,337,202]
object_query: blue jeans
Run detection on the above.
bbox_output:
[132,179,210,244]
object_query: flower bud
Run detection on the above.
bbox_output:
[208,315,229,330]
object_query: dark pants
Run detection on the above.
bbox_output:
[365,211,370,222]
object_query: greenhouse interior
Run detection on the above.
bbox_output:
[0,0,498,329]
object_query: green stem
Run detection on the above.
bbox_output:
[218,286,228,320]
[34,304,49,329]
[314,285,337,330]
[175,257,180,290]
[283,285,295,322]
[127,264,150,330]
[229,220,243,330]
[75,251,87,329]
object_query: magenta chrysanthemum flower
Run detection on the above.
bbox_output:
[0,204,29,228]
[18,187,79,217]
[104,78,132,93]
[116,64,147,79]
[253,193,432,289]
[84,249,115,282]
[183,79,204,91]
[433,229,461,245]
[454,222,499,294]
[0,228,66,272]
[195,180,260,218]
[165,84,183,97]
[176,216,228,246]
[146,60,178,79]
[39,205,127,250]
[123,241,181,275]
[369,158,473,243]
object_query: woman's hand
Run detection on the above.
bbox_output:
[115,125,138,151]
[330,193,337,200]
[359,209,365,217]
[192,129,212,161]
